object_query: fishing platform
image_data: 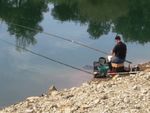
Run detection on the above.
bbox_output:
[93,57,140,78]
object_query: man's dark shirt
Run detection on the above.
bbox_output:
[112,42,127,60]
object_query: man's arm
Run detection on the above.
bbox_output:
[112,45,117,56]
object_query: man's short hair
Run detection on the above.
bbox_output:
[115,36,121,40]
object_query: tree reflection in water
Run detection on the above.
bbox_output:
[0,0,49,50]
[1,0,150,48]
[49,0,150,43]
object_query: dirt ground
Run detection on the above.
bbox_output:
[138,61,150,72]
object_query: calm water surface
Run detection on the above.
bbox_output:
[0,0,150,108]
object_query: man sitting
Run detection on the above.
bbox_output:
[112,36,127,63]
[110,36,127,71]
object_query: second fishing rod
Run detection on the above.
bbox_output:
[10,22,132,64]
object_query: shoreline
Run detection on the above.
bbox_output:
[0,71,150,113]
[0,62,150,113]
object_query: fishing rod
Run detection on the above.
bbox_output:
[9,23,107,54]
[0,38,93,75]
[9,22,132,64]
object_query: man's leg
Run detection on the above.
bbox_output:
[111,56,124,64]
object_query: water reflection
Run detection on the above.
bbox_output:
[0,0,49,49]
[49,0,150,43]
[1,0,150,48]
[0,0,150,108]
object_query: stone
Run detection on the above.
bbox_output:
[25,109,33,113]
[144,74,150,80]
[101,95,108,100]
[64,107,72,113]
[94,99,100,104]
[47,85,58,95]
[123,97,130,103]
[48,85,57,92]
[82,82,90,87]
[26,96,39,102]
[133,85,140,90]
[1,71,150,113]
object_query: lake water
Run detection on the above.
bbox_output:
[0,0,150,108]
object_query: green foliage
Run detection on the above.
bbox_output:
[49,0,129,39]
[49,0,150,43]
[114,0,150,44]
[1,0,150,45]
[0,0,48,49]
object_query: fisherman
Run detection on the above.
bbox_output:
[111,35,127,64]
[93,35,127,77]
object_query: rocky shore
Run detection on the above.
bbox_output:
[0,69,150,113]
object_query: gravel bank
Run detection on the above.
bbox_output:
[0,71,150,113]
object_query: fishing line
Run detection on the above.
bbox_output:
[7,22,132,63]
[0,38,93,75]
[8,23,111,54]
